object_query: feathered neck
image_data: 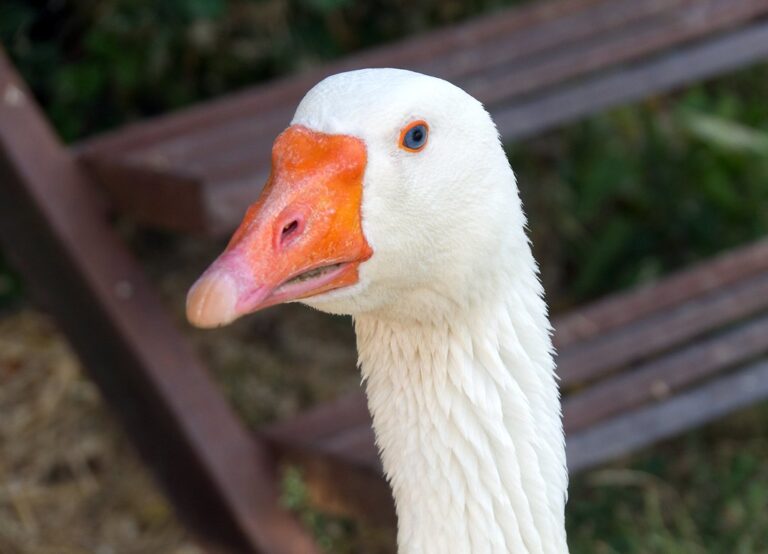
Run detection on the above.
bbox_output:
[354,259,568,553]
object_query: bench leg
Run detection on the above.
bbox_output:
[0,48,319,554]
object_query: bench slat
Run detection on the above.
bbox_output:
[558,270,768,385]
[288,358,768,478]
[566,358,768,473]
[273,308,768,471]
[423,0,693,81]
[262,236,768,520]
[139,0,764,191]
[554,238,768,349]
[266,356,768,523]
[494,20,768,140]
[563,312,768,432]
[465,0,766,106]
[264,390,370,445]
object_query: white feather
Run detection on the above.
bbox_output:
[294,68,569,553]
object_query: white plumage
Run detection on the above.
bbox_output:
[188,68,569,553]
[297,69,568,553]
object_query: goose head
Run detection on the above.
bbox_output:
[187,68,525,327]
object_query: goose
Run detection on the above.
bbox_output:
[186,68,568,554]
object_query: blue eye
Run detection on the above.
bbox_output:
[401,122,429,151]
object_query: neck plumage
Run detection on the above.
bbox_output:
[354,264,568,553]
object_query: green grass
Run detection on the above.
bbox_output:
[511,63,768,307]
[567,408,768,553]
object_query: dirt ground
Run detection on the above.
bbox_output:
[0,308,203,554]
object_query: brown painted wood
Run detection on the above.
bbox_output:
[422,0,695,81]
[73,0,699,161]
[465,0,767,105]
[0,49,319,554]
[557,270,768,386]
[563,312,768,432]
[81,0,685,170]
[566,359,768,473]
[265,390,370,444]
[282,356,768,479]
[75,0,768,235]
[553,238,768,349]
[89,17,768,236]
[269,240,768,496]
[494,20,768,141]
[136,0,764,207]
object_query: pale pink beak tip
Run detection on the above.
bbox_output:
[186,272,238,328]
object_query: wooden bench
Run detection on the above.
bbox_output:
[3,0,768,551]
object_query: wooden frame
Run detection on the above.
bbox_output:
[0,50,318,554]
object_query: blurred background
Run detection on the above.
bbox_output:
[2,0,768,552]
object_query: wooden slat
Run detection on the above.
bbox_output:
[422,0,694,81]
[289,356,768,479]
[465,0,768,106]
[494,19,768,141]
[264,390,370,445]
[0,49,318,554]
[78,0,739,160]
[563,312,768,432]
[566,359,768,473]
[553,238,768,349]
[557,270,768,385]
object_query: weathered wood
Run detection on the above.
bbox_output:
[270,355,768,517]
[76,0,768,235]
[77,0,655,172]
[0,49,318,554]
[422,0,695,81]
[265,390,370,445]
[558,270,768,385]
[174,0,757,188]
[494,20,768,141]
[563,312,768,432]
[566,359,768,473]
[553,238,768,349]
[465,0,768,106]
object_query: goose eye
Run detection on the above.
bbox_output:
[400,121,429,152]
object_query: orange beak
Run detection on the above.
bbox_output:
[186,125,372,328]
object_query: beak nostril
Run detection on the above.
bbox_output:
[279,218,301,248]
[282,220,298,236]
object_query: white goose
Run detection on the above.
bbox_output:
[187,69,568,554]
